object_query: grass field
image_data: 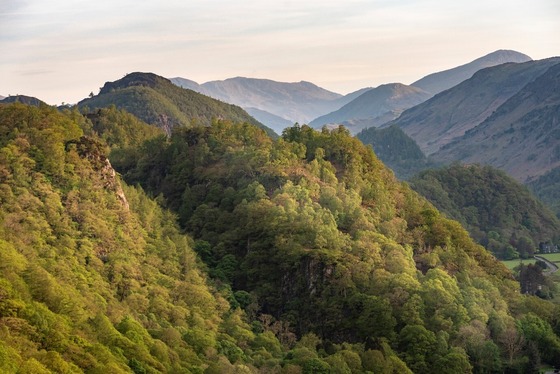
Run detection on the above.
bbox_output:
[537,252,560,263]
[501,258,536,270]
[500,252,560,270]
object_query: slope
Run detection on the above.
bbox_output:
[114,121,560,371]
[310,83,431,133]
[433,61,560,182]
[357,125,437,179]
[392,57,560,155]
[78,72,276,137]
[0,103,248,372]
[412,49,532,95]
[409,164,560,259]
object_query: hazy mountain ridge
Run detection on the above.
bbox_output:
[391,58,560,156]
[171,76,347,125]
[411,49,532,95]
[433,61,560,182]
[310,83,431,133]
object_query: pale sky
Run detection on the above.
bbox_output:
[1,0,559,105]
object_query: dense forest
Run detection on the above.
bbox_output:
[2,102,560,373]
[409,164,560,260]
[356,125,437,179]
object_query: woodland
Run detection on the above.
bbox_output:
[1,101,560,373]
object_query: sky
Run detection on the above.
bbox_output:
[1,0,559,105]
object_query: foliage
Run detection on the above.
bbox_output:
[528,166,560,218]
[409,163,560,259]
[356,125,438,179]
[115,120,558,370]
[3,103,560,372]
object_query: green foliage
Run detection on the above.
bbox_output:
[114,120,554,370]
[528,166,560,218]
[357,125,437,179]
[409,163,560,259]
[2,103,560,372]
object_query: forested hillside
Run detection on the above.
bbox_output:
[356,125,437,179]
[78,73,276,138]
[409,164,560,260]
[2,102,560,372]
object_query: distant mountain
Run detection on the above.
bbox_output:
[412,49,532,95]
[79,72,276,137]
[244,107,293,134]
[433,61,560,183]
[0,95,5,100]
[356,125,437,179]
[169,77,202,92]
[1,95,46,107]
[310,83,431,133]
[410,164,560,260]
[171,76,355,126]
[392,58,560,155]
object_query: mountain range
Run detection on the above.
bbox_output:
[433,61,560,182]
[391,57,560,156]
[170,50,531,133]
[170,76,365,132]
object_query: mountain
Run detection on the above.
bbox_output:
[411,49,532,95]
[0,95,5,100]
[79,72,276,137]
[244,107,293,133]
[392,58,560,155]
[409,164,560,260]
[171,76,358,126]
[1,95,47,107]
[310,83,431,133]
[356,125,437,179]
[433,61,560,182]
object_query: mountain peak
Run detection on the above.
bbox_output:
[99,72,170,95]
[412,50,532,95]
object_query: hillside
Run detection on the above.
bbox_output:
[392,58,560,155]
[114,120,560,372]
[356,125,437,179]
[309,83,431,133]
[528,166,560,217]
[411,50,532,95]
[433,61,560,182]
[0,103,255,372]
[3,102,560,371]
[79,72,276,137]
[409,164,560,260]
